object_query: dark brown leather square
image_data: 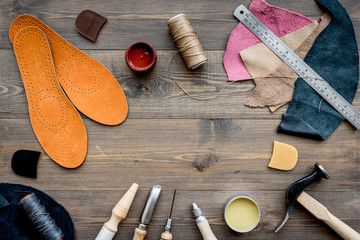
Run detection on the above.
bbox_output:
[75,10,107,42]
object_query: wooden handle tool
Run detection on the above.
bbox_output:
[275,163,360,239]
[160,189,177,240]
[192,203,217,240]
[133,228,147,240]
[96,183,139,240]
[132,185,162,240]
[160,231,173,240]
[298,192,360,240]
[196,219,217,240]
[275,162,329,233]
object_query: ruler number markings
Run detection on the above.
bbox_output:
[234,5,360,129]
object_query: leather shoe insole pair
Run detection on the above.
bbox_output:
[9,15,128,168]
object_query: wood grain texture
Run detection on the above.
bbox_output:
[0,0,359,239]
[2,49,360,119]
[0,0,358,50]
[297,192,360,240]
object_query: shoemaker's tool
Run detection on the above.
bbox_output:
[275,163,360,239]
[160,189,177,240]
[234,5,360,130]
[96,183,139,240]
[192,203,217,240]
[132,185,162,240]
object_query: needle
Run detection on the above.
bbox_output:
[160,189,177,240]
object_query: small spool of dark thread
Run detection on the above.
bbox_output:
[19,193,64,240]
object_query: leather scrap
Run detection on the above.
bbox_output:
[75,10,107,42]
[242,20,319,79]
[278,0,359,140]
[9,15,128,126]
[242,13,331,111]
[0,195,9,209]
[223,0,313,81]
[11,150,41,178]
[12,27,87,168]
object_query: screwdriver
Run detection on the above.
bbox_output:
[160,189,177,240]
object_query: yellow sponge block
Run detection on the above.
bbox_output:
[268,141,298,170]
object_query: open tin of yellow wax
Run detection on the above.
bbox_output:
[223,195,261,233]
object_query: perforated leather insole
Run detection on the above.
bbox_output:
[9,15,128,125]
[12,26,87,168]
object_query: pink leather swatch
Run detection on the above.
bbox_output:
[223,0,313,81]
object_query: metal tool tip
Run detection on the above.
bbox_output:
[192,203,203,218]
[153,184,162,190]
[315,162,329,179]
[169,189,177,219]
[274,213,290,233]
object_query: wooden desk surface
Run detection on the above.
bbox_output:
[0,0,359,239]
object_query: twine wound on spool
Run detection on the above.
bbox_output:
[168,14,207,70]
[167,13,235,101]
[19,193,64,240]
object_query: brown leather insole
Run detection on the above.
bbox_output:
[12,26,87,168]
[10,15,128,125]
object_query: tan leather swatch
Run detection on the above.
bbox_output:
[9,15,127,125]
[13,26,87,168]
[241,13,331,111]
[241,20,319,79]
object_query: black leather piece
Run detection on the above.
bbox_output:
[277,0,359,140]
[11,150,40,178]
[278,114,323,140]
[0,194,9,209]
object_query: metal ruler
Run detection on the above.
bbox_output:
[234,5,360,130]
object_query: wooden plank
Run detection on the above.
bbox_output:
[1,49,360,119]
[1,118,359,192]
[23,189,360,239]
[0,0,358,50]
[0,0,359,239]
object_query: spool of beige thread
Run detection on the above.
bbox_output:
[168,14,207,70]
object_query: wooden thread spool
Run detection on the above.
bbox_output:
[168,14,207,70]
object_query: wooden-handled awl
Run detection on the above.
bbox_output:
[275,163,360,240]
[192,203,217,240]
[133,185,162,240]
[160,189,176,240]
[96,183,139,240]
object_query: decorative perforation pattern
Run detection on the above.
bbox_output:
[10,16,98,94]
[9,15,128,125]
[14,27,68,131]
[12,26,87,168]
